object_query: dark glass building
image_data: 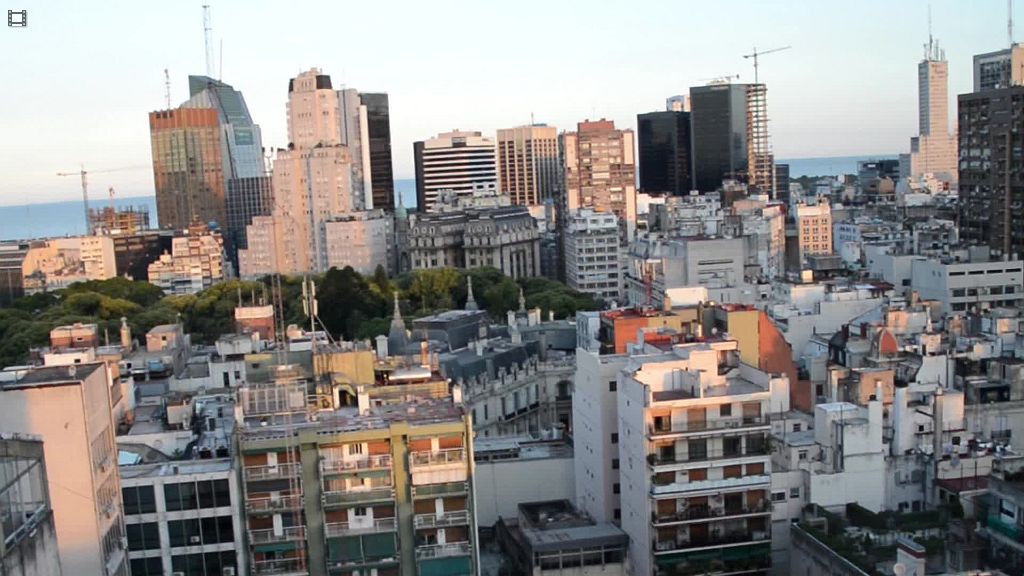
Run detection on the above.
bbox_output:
[359,93,396,211]
[690,84,750,192]
[225,175,273,265]
[112,231,173,282]
[958,86,1024,257]
[637,110,692,195]
[774,163,790,204]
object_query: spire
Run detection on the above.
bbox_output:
[388,290,408,356]
[391,290,402,322]
[465,276,478,311]
[518,287,526,312]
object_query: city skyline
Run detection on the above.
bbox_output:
[0,0,1011,205]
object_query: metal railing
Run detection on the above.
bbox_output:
[409,448,466,469]
[249,526,306,545]
[652,530,770,553]
[652,501,770,524]
[324,517,397,538]
[321,454,392,474]
[244,462,301,482]
[415,541,473,560]
[411,481,470,499]
[414,509,470,529]
[322,487,395,506]
[251,557,308,575]
[246,495,304,513]
[647,415,770,437]
[647,445,768,467]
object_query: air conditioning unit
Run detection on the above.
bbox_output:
[189,535,201,544]
[222,568,236,576]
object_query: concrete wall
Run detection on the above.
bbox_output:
[572,350,624,524]
[474,455,574,528]
[1,510,62,576]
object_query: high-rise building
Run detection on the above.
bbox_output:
[564,209,623,301]
[0,433,62,576]
[774,163,790,204]
[745,83,775,194]
[795,201,833,263]
[908,38,957,183]
[496,124,561,206]
[147,223,225,295]
[690,83,750,192]
[361,93,396,211]
[973,44,1024,91]
[414,131,498,211]
[150,76,267,243]
[0,364,128,576]
[225,176,273,254]
[0,241,29,307]
[561,120,638,241]
[666,95,690,112]
[110,231,173,282]
[958,85,1024,258]
[637,110,692,195]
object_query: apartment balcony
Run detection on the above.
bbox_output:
[244,462,302,482]
[324,517,397,538]
[251,558,309,576]
[647,416,770,439]
[652,502,771,526]
[415,541,473,561]
[647,446,769,470]
[322,486,395,508]
[414,509,471,530]
[411,481,470,500]
[651,474,771,496]
[320,454,392,475]
[246,495,304,514]
[652,530,770,555]
[409,448,466,470]
[249,526,306,546]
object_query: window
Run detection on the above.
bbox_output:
[354,506,368,517]
[719,403,732,417]
[688,439,707,461]
[612,458,620,470]
[723,465,742,479]
[611,433,618,444]
[951,288,966,297]
[122,485,156,515]
[349,443,364,455]
[790,487,801,499]
[126,522,160,551]
[613,483,620,495]
[608,380,617,392]
[171,552,236,576]
[130,557,163,576]
[772,491,786,502]
[164,482,198,512]
[613,508,621,520]
[798,450,808,461]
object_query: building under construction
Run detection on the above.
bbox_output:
[89,205,151,235]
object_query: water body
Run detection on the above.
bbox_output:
[1,162,890,241]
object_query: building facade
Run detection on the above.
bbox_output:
[361,93,396,211]
[496,124,561,207]
[564,209,623,301]
[637,110,692,196]
[0,364,128,576]
[0,433,62,576]
[147,224,225,295]
[795,202,833,264]
[561,120,638,242]
[689,83,750,193]
[973,43,1024,91]
[414,131,498,212]
[908,40,957,184]
[323,210,395,276]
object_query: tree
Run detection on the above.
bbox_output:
[317,267,386,340]
[407,269,462,313]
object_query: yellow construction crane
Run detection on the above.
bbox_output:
[742,45,791,85]
[56,165,148,235]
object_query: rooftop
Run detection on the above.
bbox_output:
[508,500,629,554]
[0,362,104,388]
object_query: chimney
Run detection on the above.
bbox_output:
[120,317,131,350]
[420,341,430,368]
[357,386,370,416]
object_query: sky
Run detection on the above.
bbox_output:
[0,0,1010,206]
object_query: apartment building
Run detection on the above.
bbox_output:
[910,252,1024,314]
[0,433,62,576]
[616,339,787,576]
[496,124,561,206]
[0,364,128,576]
[794,202,833,264]
[562,120,638,242]
[237,367,478,576]
[148,224,226,295]
[564,209,623,301]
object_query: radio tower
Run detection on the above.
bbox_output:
[202,5,214,77]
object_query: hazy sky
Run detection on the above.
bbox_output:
[0,0,1010,206]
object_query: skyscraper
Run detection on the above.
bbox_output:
[496,124,561,206]
[360,93,396,211]
[908,38,957,183]
[958,85,1024,258]
[414,131,498,211]
[637,109,692,195]
[689,84,750,192]
[973,44,1024,91]
[561,119,638,240]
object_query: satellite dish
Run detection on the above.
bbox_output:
[893,563,907,576]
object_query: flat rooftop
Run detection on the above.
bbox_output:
[1,362,104,388]
[119,457,232,480]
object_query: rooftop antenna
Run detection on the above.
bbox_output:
[203,5,214,78]
[163,68,171,109]
[219,39,224,80]
[1010,0,1015,47]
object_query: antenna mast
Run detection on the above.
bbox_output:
[164,68,171,109]
[1011,0,1015,47]
[203,5,214,77]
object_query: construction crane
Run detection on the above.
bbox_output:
[701,74,740,85]
[56,166,148,235]
[742,45,791,85]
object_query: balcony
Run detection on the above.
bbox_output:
[325,517,397,538]
[652,530,770,555]
[411,481,470,499]
[414,509,470,529]
[244,462,302,482]
[321,454,392,475]
[648,445,768,469]
[249,526,306,545]
[322,487,395,507]
[647,416,770,438]
[415,541,473,560]
[246,495,304,514]
[409,448,466,470]
[652,502,771,526]
[251,558,309,576]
